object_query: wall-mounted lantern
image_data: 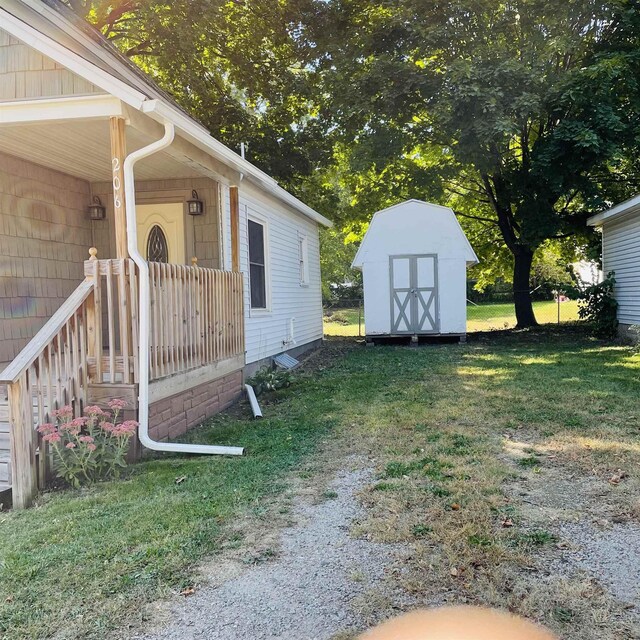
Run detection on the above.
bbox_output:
[187,190,204,216]
[87,195,106,220]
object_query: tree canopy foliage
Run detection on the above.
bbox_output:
[67,0,640,321]
[303,0,640,323]
[63,0,328,185]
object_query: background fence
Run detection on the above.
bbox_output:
[323,289,580,337]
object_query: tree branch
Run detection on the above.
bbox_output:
[453,210,499,225]
[94,1,139,32]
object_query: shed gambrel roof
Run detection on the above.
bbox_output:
[0,0,332,228]
[352,199,478,269]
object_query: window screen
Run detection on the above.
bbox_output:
[248,219,267,308]
[298,235,309,284]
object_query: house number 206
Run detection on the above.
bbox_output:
[112,157,122,209]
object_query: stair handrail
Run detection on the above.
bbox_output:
[0,279,94,385]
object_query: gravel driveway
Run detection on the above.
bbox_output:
[137,462,401,640]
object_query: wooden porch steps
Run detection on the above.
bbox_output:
[0,450,11,489]
[0,388,11,490]
[0,397,43,495]
[0,387,11,492]
[0,405,10,491]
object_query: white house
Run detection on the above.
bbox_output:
[352,200,478,341]
[226,182,328,372]
[0,0,330,504]
[588,196,640,341]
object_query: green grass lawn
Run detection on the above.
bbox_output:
[467,299,580,331]
[0,328,637,639]
[0,382,341,638]
[323,307,364,336]
[323,300,581,336]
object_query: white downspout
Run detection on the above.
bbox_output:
[124,120,244,456]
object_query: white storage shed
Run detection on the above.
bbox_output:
[352,200,478,340]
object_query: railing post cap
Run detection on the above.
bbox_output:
[191,256,198,266]
[89,247,98,261]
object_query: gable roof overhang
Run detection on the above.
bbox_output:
[0,0,332,228]
[587,194,640,228]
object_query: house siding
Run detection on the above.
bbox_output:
[602,214,640,326]
[228,182,323,364]
[90,177,222,268]
[0,28,105,101]
[0,151,92,363]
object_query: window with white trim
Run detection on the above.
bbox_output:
[248,219,267,309]
[298,234,309,285]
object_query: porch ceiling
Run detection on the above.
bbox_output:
[0,118,202,183]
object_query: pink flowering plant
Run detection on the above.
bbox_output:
[37,400,138,488]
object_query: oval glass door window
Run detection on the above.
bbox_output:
[146,225,169,263]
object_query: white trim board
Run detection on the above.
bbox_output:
[588,194,640,227]
[0,95,124,125]
[148,356,244,404]
[0,7,147,109]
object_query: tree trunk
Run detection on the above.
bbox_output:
[513,247,537,328]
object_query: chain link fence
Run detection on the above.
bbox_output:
[466,295,579,332]
[323,288,580,337]
[323,299,364,337]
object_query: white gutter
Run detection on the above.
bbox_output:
[587,194,640,227]
[124,121,244,456]
[245,385,263,419]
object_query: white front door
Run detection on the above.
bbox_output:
[136,203,186,264]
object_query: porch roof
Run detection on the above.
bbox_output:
[0,99,204,183]
[0,107,204,182]
[0,0,333,228]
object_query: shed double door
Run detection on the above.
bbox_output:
[390,254,439,334]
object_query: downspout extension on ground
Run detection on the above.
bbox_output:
[124,120,244,456]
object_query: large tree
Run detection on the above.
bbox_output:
[63,0,329,186]
[305,0,640,326]
[67,1,640,319]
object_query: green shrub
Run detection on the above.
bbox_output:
[324,310,350,325]
[578,271,618,338]
[247,366,292,396]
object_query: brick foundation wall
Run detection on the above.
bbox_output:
[148,370,243,442]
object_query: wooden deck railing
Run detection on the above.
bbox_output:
[1,250,245,508]
[0,279,94,508]
[148,261,244,379]
[85,257,245,382]
[84,255,139,385]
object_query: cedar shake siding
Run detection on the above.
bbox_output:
[0,151,92,363]
[0,27,105,101]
